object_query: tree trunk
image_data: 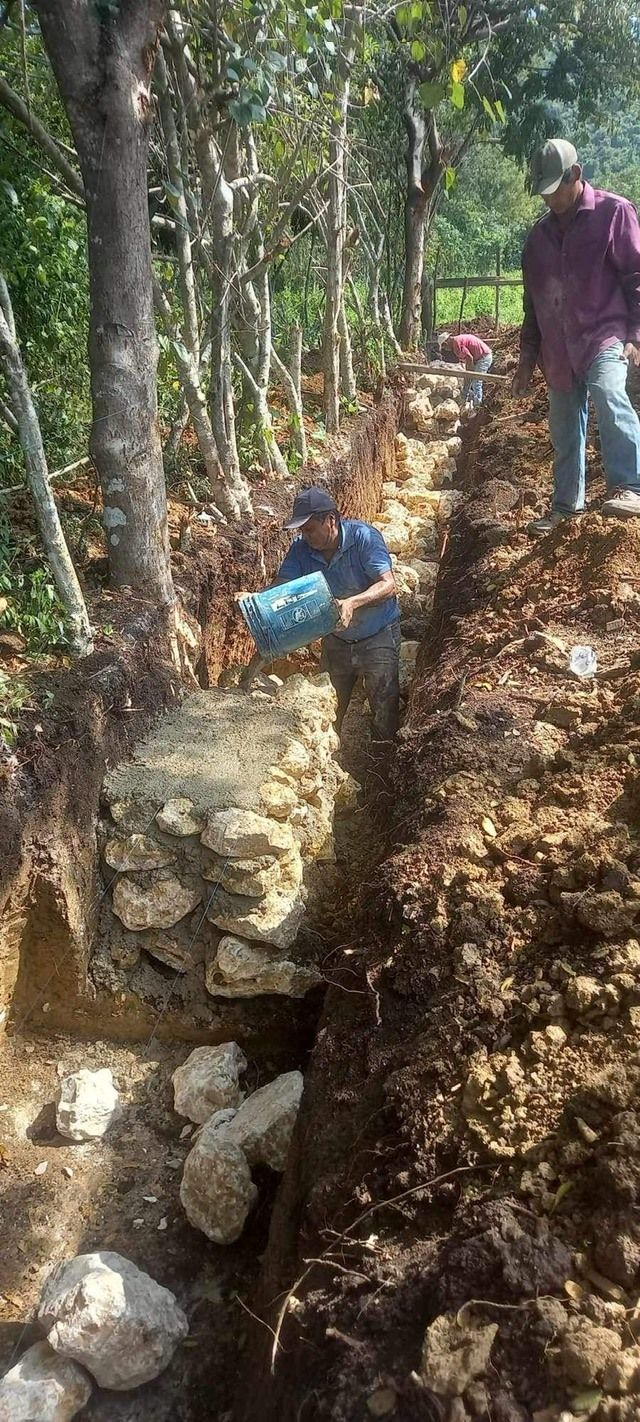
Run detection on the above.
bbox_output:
[271,347,307,465]
[398,86,443,351]
[0,276,93,654]
[155,49,200,365]
[34,0,174,605]
[323,20,357,432]
[338,300,357,403]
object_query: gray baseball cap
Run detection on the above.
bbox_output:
[530,138,578,196]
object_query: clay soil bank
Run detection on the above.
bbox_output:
[237,341,640,1422]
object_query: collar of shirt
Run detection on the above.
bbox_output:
[305,519,355,567]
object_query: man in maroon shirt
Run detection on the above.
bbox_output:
[513,138,640,533]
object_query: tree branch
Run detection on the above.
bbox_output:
[0,74,84,200]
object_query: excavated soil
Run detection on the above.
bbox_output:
[236,343,640,1422]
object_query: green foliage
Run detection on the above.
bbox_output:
[0,515,70,653]
[0,161,90,488]
[430,143,538,276]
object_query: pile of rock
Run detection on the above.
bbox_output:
[0,1252,188,1418]
[173,1043,302,1243]
[101,675,356,996]
[373,373,462,643]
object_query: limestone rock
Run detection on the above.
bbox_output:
[139,931,202,974]
[208,885,305,950]
[180,1126,258,1244]
[278,740,311,778]
[56,1068,119,1142]
[108,799,157,834]
[172,1042,247,1124]
[560,1318,621,1385]
[202,808,295,859]
[156,797,205,836]
[38,1252,188,1389]
[205,936,321,998]
[203,853,282,898]
[408,557,438,592]
[434,398,460,425]
[259,780,299,820]
[112,872,201,931]
[0,1342,92,1422]
[104,835,175,872]
[421,1312,498,1397]
[221,1070,303,1170]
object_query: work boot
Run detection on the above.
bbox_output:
[601,488,640,519]
[527,509,579,536]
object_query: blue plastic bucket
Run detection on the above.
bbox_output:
[238,572,339,660]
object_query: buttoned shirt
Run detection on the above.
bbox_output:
[276,518,399,643]
[519,183,640,391]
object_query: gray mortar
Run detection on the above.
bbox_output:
[103,688,306,816]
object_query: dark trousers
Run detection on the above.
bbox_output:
[321,622,401,742]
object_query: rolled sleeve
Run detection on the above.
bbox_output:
[609,201,640,344]
[356,526,393,582]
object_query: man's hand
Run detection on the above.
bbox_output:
[622,342,640,367]
[336,597,357,629]
[512,363,534,397]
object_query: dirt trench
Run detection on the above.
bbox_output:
[0,379,455,1420]
[233,353,640,1422]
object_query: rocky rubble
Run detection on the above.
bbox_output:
[55,1067,119,1142]
[180,1068,303,1243]
[375,382,461,599]
[0,1342,92,1422]
[101,675,352,994]
[37,1251,188,1390]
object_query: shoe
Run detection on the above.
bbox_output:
[601,488,640,519]
[527,510,579,535]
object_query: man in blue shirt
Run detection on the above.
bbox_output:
[277,486,400,742]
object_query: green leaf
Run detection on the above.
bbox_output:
[410,38,426,60]
[451,80,465,108]
[266,50,288,72]
[419,81,445,109]
[481,95,495,120]
[396,4,410,26]
[444,166,456,191]
[229,98,255,125]
[494,98,506,123]
[410,1,423,18]
[458,4,467,24]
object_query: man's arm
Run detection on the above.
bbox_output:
[513,252,541,395]
[337,528,396,629]
[337,570,396,629]
[610,200,640,366]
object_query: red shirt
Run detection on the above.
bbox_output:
[520,183,640,391]
[451,334,491,362]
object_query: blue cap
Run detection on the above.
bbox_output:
[283,486,337,530]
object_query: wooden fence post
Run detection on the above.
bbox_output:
[494,246,501,330]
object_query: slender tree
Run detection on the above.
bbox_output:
[0,274,93,654]
[33,0,174,604]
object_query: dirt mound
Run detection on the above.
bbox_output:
[236,363,640,1422]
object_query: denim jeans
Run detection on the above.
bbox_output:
[321,621,401,742]
[548,340,640,513]
[462,352,493,407]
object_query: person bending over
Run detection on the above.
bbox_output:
[277,486,400,743]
